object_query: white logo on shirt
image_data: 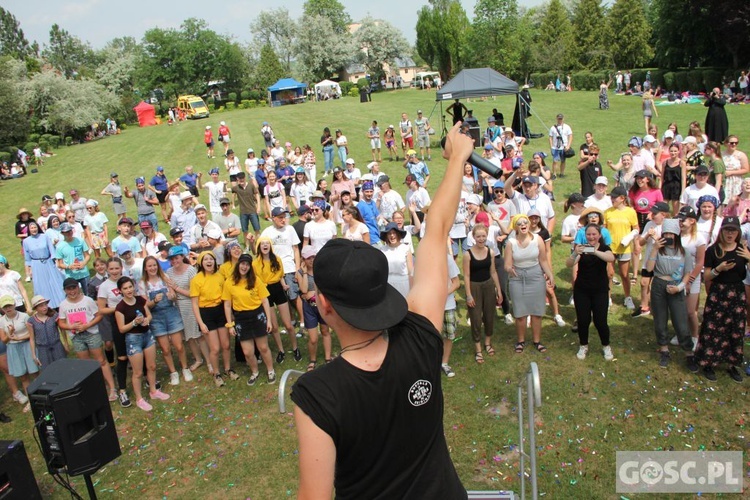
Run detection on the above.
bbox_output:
[408,379,432,407]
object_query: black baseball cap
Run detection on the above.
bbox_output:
[650,201,670,213]
[314,240,407,331]
[677,206,698,220]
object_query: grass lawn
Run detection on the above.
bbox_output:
[1,88,748,499]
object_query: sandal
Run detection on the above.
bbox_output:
[533,342,548,353]
[307,360,317,372]
[475,352,484,364]
[485,344,495,356]
[514,342,525,354]
[189,360,204,372]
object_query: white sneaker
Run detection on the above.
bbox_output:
[504,314,513,325]
[553,314,565,327]
[576,345,588,360]
[624,297,635,310]
[603,346,614,361]
[13,390,28,405]
[692,337,698,352]
[669,335,679,346]
[182,368,194,382]
[169,372,180,385]
[25,276,31,282]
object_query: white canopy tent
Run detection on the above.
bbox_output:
[314,79,342,99]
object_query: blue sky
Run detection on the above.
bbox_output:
[8,0,544,49]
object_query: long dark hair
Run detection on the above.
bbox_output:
[232,258,256,289]
[255,240,281,273]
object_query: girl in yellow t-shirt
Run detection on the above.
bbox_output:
[253,237,301,364]
[190,252,236,387]
[603,187,639,310]
[219,241,242,280]
[222,254,274,385]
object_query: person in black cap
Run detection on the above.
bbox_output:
[291,123,472,499]
[680,164,720,211]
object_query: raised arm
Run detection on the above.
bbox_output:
[407,123,473,329]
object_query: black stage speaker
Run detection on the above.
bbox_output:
[0,440,42,499]
[27,359,120,476]
[464,116,481,148]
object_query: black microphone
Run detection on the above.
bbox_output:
[440,136,503,179]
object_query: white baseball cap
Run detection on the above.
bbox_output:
[595,176,608,185]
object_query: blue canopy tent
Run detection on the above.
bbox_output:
[267,78,308,107]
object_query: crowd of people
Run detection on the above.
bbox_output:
[2,103,749,424]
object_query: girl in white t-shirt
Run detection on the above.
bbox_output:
[264,171,287,215]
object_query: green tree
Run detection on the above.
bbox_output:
[0,58,29,146]
[257,44,286,90]
[608,0,653,68]
[354,17,410,78]
[22,68,119,138]
[42,24,96,78]
[303,0,352,34]
[138,19,248,99]
[467,0,520,76]
[571,0,612,69]
[95,37,140,95]
[516,9,540,82]
[534,0,575,72]
[416,0,470,78]
[294,15,353,81]
[250,9,297,72]
[0,7,36,59]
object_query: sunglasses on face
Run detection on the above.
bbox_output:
[728,142,738,146]
[590,153,599,157]
[310,208,321,213]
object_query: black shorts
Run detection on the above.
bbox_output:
[234,307,268,341]
[266,281,288,306]
[640,269,654,278]
[200,304,225,331]
[189,186,199,197]
[156,190,168,203]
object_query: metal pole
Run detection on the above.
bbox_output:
[517,384,525,500]
[527,373,538,500]
[84,474,97,500]
[277,369,305,413]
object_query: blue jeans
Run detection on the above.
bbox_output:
[240,213,260,233]
[125,331,155,356]
[138,212,158,232]
[337,146,347,168]
[323,146,334,174]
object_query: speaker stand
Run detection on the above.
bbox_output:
[84,474,97,500]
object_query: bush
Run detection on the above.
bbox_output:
[226,102,236,110]
[0,152,11,163]
[357,78,369,90]
[674,72,689,92]
[64,136,73,146]
[702,70,722,92]
[686,70,704,92]
[6,146,18,157]
[228,92,237,103]
[240,90,250,100]
[649,69,666,89]
[259,99,267,107]
[28,133,40,143]
[120,123,128,130]
[664,71,677,91]
[25,142,36,153]
[246,89,263,101]
[339,81,354,95]
[348,86,359,98]
[39,140,50,153]
[47,136,61,149]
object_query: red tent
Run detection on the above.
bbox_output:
[133,101,157,127]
